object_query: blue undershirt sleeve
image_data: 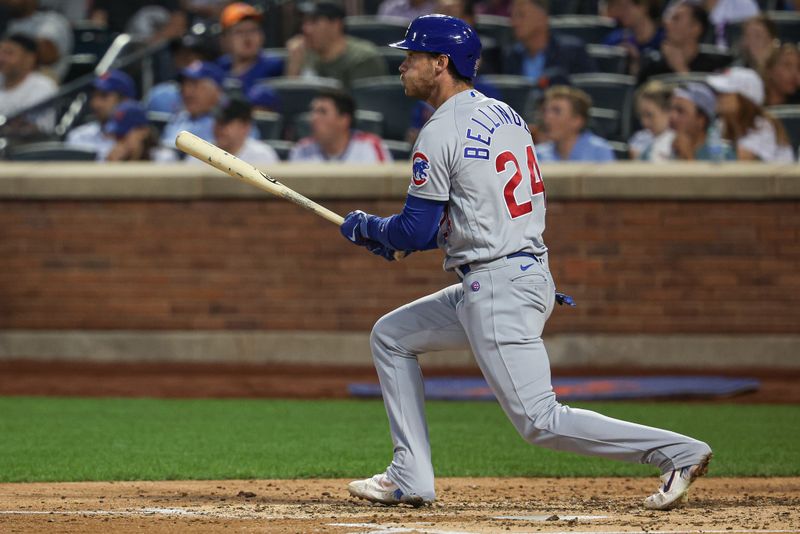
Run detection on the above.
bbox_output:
[364,194,446,252]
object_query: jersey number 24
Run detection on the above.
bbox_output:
[495,145,545,219]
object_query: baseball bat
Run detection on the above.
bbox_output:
[174,131,405,259]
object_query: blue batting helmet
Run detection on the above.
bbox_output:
[389,15,482,80]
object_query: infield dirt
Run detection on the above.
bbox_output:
[1,477,798,533]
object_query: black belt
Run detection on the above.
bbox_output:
[457,251,541,277]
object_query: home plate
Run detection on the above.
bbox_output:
[494,514,608,521]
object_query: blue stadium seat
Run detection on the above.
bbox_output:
[352,76,416,141]
[571,73,636,140]
[589,107,624,142]
[768,105,800,154]
[253,110,283,140]
[766,11,800,44]
[475,15,515,51]
[587,44,628,75]
[378,46,406,75]
[550,16,617,45]
[477,75,537,115]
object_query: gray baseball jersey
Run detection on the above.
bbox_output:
[408,89,547,272]
[369,89,711,502]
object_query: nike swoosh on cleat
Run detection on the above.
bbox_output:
[520,263,535,271]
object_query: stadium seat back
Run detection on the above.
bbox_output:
[571,73,636,139]
[7,142,97,161]
[587,44,628,75]
[352,76,416,141]
[549,16,617,45]
[768,105,800,154]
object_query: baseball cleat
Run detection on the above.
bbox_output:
[347,473,426,507]
[644,453,712,510]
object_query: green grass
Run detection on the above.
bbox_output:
[0,397,797,482]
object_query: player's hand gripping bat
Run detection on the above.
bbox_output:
[174,131,405,260]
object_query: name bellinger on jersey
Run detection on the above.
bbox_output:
[408,89,547,272]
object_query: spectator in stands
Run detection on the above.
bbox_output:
[668,81,734,160]
[161,60,224,145]
[285,1,389,90]
[377,0,437,21]
[145,32,219,114]
[89,0,186,44]
[5,0,72,81]
[735,15,779,72]
[66,70,137,161]
[187,95,279,165]
[704,0,759,48]
[535,85,616,162]
[638,0,731,85]
[505,0,596,88]
[630,80,675,161]
[763,44,800,107]
[104,100,173,161]
[217,2,283,94]
[0,33,57,132]
[708,67,795,162]
[289,89,393,163]
[603,0,664,77]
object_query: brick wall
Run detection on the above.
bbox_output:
[1,198,797,334]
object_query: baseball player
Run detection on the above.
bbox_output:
[340,15,712,511]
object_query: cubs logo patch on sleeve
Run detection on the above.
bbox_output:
[411,152,430,186]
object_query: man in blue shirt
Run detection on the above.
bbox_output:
[504,0,596,87]
[536,86,615,162]
[161,61,225,146]
[217,2,283,94]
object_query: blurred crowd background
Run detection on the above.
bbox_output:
[0,0,798,164]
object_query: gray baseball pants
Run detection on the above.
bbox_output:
[370,253,712,501]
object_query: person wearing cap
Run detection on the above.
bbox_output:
[285,1,388,90]
[638,0,731,85]
[535,85,616,162]
[667,82,735,161]
[187,96,279,166]
[66,70,137,161]
[217,2,283,94]
[161,60,226,146]
[104,100,177,162]
[707,67,794,162]
[0,33,57,132]
[289,89,393,163]
[145,32,220,115]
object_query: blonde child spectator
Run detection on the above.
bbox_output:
[707,67,795,162]
[630,81,674,161]
[536,86,616,162]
